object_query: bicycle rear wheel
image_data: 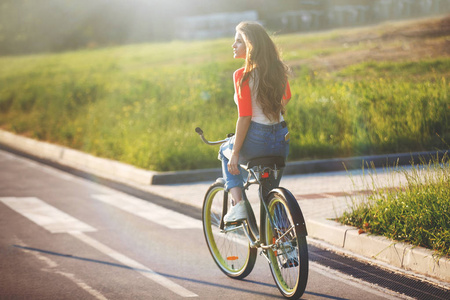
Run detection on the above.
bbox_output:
[202,181,257,279]
[264,189,308,299]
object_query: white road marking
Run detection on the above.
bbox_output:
[0,149,113,194]
[53,270,109,300]
[92,194,202,229]
[1,197,198,298]
[310,262,412,300]
[15,238,108,300]
[0,197,96,233]
[70,231,198,298]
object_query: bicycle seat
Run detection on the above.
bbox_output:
[246,156,285,169]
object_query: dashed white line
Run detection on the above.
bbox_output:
[0,197,96,233]
[16,239,108,300]
[310,262,413,300]
[92,194,202,229]
[70,231,198,298]
[1,197,198,298]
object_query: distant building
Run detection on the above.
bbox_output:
[174,11,258,40]
[3,0,448,54]
[172,0,449,40]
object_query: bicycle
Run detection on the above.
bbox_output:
[195,127,309,299]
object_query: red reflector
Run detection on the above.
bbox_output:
[227,256,239,261]
[261,172,270,178]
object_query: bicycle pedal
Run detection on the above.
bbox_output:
[225,220,243,226]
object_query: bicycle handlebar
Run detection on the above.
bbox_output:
[195,127,230,145]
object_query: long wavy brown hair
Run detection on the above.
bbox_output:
[236,21,290,122]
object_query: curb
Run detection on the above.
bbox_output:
[306,219,450,283]
[1,129,447,185]
[0,130,157,186]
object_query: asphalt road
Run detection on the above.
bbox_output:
[0,150,409,299]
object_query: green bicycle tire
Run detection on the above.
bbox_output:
[264,189,309,299]
[202,181,257,279]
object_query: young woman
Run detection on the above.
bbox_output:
[220,21,292,223]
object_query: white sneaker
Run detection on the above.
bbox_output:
[223,201,247,223]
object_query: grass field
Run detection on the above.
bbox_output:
[0,16,449,171]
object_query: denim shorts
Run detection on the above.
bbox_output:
[218,121,290,191]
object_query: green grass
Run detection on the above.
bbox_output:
[286,58,449,160]
[0,18,449,171]
[338,154,450,257]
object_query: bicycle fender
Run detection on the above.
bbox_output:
[270,187,308,236]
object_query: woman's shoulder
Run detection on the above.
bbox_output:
[233,67,245,79]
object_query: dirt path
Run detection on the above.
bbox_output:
[293,15,450,72]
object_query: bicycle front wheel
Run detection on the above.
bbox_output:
[202,181,257,279]
[264,189,309,299]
